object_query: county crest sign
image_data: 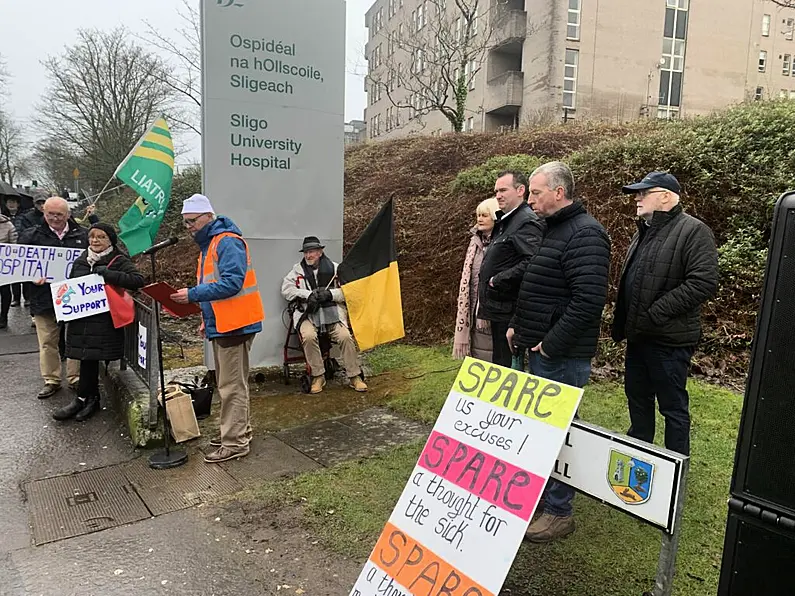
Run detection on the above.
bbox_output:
[608,449,655,505]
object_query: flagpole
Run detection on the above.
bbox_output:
[88,178,118,207]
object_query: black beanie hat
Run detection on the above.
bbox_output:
[89,222,118,247]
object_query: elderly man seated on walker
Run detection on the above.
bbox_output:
[281,236,368,394]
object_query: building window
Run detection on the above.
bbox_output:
[465,117,475,132]
[563,49,579,109]
[665,0,688,9]
[464,59,477,91]
[790,90,795,100]
[389,0,397,18]
[759,50,767,72]
[762,14,771,37]
[415,1,427,31]
[785,54,791,76]
[372,8,384,34]
[658,1,688,120]
[471,6,478,37]
[373,113,381,136]
[754,86,764,101]
[372,45,382,68]
[412,48,426,73]
[567,0,581,41]
[787,18,794,41]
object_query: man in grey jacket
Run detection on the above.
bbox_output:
[612,172,718,456]
[281,236,367,394]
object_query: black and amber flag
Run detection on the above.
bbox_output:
[338,198,405,351]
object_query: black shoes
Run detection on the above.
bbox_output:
[37,384,60,399]
[0,315,7,329]
[53,397,86,421]
[74,396,100,422]
[52,396,100,422]
[10,300,20,307]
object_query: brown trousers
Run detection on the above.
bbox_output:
[34,314,80,386]
[299,320,361,378]
[211,337,253,450]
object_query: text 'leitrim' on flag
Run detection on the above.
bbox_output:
[337,198,405,352]
[116,115,175,256]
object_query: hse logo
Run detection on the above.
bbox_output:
[608,450,654,505]
[54,284,76,306]
[217,0,244,7]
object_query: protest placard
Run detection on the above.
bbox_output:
[350,357,583,596]
[0,243,83,284]
[50,274,109,322]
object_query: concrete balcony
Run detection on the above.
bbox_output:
[491,10,526,53]
[485,71,524,115]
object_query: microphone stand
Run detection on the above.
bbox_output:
[147,246,188,470]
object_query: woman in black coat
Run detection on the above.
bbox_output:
[53,223,145,422]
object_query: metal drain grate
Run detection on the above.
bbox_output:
[123,454,242,516]
[26,467,150,545]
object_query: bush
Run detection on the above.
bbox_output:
[341,101,795,382]
[450,155,546,195]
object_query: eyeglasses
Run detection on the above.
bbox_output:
[183,214,206,228]
[636,189,668,198]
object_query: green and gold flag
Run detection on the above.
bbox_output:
[116,115,175,255]
[337,198,404,351]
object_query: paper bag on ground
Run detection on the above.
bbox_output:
[158,384,200,443]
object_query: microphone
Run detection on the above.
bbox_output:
[141,237,179,255]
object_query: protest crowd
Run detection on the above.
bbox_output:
[1,158,718,540]
[453,161,718,543]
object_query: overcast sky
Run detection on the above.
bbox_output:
[0,0,369,171]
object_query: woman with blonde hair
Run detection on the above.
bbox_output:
[453,197,500,360]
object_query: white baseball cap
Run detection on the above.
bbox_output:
[181,194,215,215]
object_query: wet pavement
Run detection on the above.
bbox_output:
[0,304,428,595]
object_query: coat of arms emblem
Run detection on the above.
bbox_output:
[608,450,654,505]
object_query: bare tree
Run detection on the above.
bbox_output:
[0,54,9,109]
[771,1,795,6]
[36,27,175,191]
[368,0,498,133]
[139,0,201,135]
[31,137,82,193]
[0,111,28,185]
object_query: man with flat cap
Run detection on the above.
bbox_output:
[171,194,264,463]
[612,172,718,456]
[281,236,367,394]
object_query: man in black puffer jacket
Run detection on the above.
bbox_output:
[18,197,88,400]
[612,172,718,458]
[508,161,611,544]
[477,170,545,366]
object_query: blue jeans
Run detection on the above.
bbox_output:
[518,351,592,517]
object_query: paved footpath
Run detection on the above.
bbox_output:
[0,304,428,595]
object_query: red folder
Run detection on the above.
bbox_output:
[141,282,202,318]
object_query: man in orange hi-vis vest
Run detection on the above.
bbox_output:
[171,194,264,464]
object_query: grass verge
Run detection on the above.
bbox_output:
[253,344,742,595]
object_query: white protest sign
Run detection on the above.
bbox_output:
[350,358,583,596]
[0,243,83,284]
[50,274,109,322]
[138,323,148,369]
[551,420,685,532]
